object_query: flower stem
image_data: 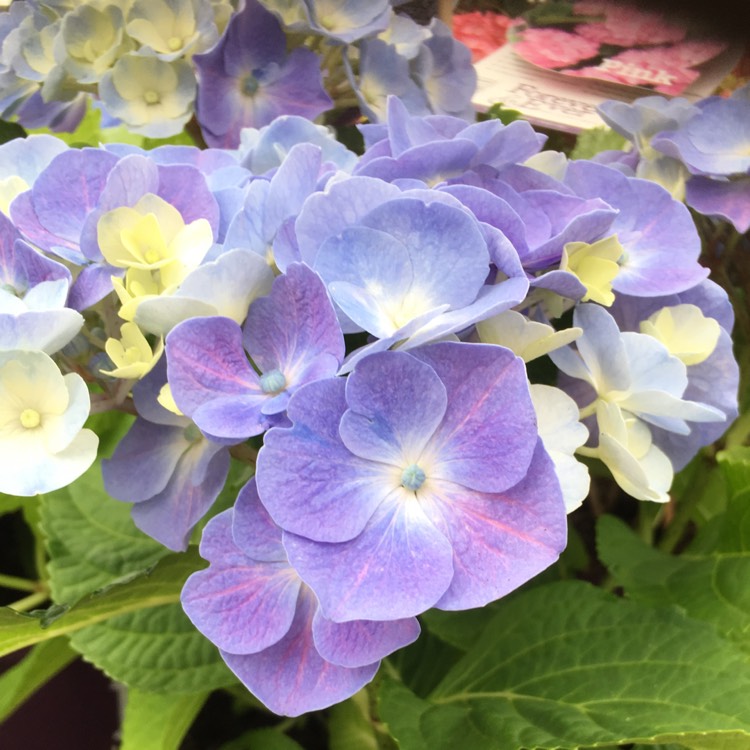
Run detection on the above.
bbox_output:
[0,573,39,593]
[8,590,49,612]
[578,401,598,420]
[575,445,599,459]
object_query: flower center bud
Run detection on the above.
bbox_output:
[19,408,41,429]
[123,345,142,364]
[183,423,202,443]
[260,368,286,394]
[241,75,259,96]
[401,464,426,492]
[144,90,160,105]
[167,36,182,51]
[144,247,161,265]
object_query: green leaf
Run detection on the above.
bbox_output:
[717,447,750,507]
[642,734,750,750]
[598,511,750,655]
[0,493,24,517]
[39,461,167,604]
[484,103,525,125]
[387,627,463,698]
[421,604,500,653]
[329,690,380,750]
[0,549,200,658]
[120,688,209,750]
[219,728,305,750]
[378,679,431,750]
[570,126,628,160]
[69,601,235,693]
[38,460,233,693]
[0,638,77,722]
[0,119,25,144]
[380,581,750,750]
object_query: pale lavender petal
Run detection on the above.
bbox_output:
[256,378,391,542]
[531,269,587,301]
[0,215,22,286]
[564,160,708,295]
[68,264,120,311]
[427,442,566,610]
[339,350,446,465]
[403,275,529,350]
[293,176,401,266]
[131,442,230,551]
[264,144,323,239]
[312,611,420,668]
[686,176,750,234]
[181,510,301,654]
[232,477,287,562]
[653,329,738,469]
[283,496,454,621]
[314,226,415,338]
[11,190,84,263]
[102,420,187,503]
[166,316,260,415]
[96,154,160,211]
[192,393,270,440]
[220,591,378,717]
[440,184,529,259]
[412,342,537,493]
[156,164,221,236]
[7,238,71,290]
[30,149,118,248]
[354,140,477,183]
[336,301,451,375]
[243,263,344,378]
[359,198,490,307]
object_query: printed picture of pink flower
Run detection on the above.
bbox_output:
[575,4,686,47]
[452,11,511,62]
[513,26,601,70]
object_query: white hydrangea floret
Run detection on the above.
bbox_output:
[0,350,98,495]
[596,401,673,503]
[134,248,274,336]
[0,278,83,354]
[477,309,581,362]
[550,304,726,502]
[530,384,590,513]
[640,303,720,366]
[56,2,133,83]
[126,0,218,60]
[101,321,163,379]
[98,53,196,138]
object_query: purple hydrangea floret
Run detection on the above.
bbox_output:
[256,342,567,622]
[194,0,332,149]
[166,262,344,441]
[609,279,739,469]
[181,479,419,716]
[11,150,220,310]
[102,361,230,551]
[355,96,546,186]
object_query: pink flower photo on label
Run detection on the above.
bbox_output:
[575,9,685,47]
[513,27,600,70]
[452,11,511,62]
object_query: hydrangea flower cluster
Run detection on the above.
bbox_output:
[0,92,739,716]
[0,0,476,143]
[597,85,750,233]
